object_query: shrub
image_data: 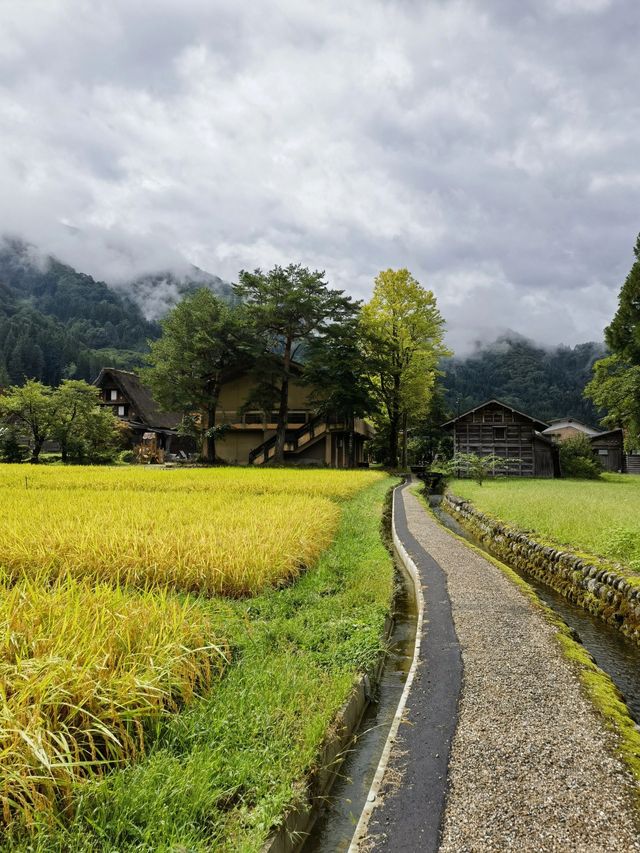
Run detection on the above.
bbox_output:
[559,435,602,479]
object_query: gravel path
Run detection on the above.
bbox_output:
[400,487,640,852]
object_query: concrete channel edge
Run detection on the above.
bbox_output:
[346,481,426,852]
[261,480,418,853]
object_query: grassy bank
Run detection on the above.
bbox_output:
[448,474,640,575]
[8,474,395,851]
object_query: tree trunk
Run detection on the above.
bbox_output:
[31,438,43,464]
[387,414,400,468]
[61,437,68,464]
[203,404,217,464]
[274,339,292,464]
[387,373,401,467]
[401,412,408,470]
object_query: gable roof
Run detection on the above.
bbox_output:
[590,428,624,441]
[441,398,549,432]
[541,418,600,436]
[94,368,181,431]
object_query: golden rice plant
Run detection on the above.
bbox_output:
[0,464,384,501]
[0,489,341,596]
[0,576,227,826]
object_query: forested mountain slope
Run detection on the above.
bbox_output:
[442,335,607,425]
[0,239,230,386]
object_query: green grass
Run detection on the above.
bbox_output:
[9,475,396,851]
[448,474,640,575]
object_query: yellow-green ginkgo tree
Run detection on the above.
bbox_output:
[361,268,450,468]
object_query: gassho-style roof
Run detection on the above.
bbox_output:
[441,399,549,432]
[94,368,181,431]
[541,418,601,437]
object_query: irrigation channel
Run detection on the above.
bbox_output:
[304,554,418,853]
[305,492,640,853]
[432,499,640,724]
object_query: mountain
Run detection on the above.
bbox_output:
[0,238,231,387]
[442,333,607,426]
[119,268,234,321]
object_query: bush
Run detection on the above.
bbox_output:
[559,435,602,479]
[0,429,28,463]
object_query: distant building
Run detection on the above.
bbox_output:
[442,399,559,478]
[542,417,628,473]
[94,366,373,467]
[541,418,601,442]
[589,428,626,473]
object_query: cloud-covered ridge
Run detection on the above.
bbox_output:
[1,0,639,352]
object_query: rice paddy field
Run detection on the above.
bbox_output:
[448,474,640,575]
[0,465,394,850]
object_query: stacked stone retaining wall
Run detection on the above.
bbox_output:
[444,494,640,646]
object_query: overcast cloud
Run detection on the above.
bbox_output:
[1,0,639,352]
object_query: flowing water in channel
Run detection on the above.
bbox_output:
[303,558,418,853]
[432,502,640,723]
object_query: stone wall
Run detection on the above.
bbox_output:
[444,494,640,646]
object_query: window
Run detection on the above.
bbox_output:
[598,449,609,456]
[244,412,263,425]
[288,411,307,424]
[494,427,506,439]
[117,405,126,417]
[110,390,118,401]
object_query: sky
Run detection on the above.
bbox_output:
[1,0,639,353]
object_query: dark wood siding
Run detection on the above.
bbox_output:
[453,405,535,476]
[452,403,556,478]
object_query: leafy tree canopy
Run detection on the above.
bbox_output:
[360,268,449,467]
[234,264,358,462]
[142,289,256,463]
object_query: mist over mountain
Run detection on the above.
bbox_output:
[0,237,231,386]
[0,239,607,424]
[442,333,607,426]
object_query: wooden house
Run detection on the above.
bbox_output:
[442,399,559,478]
[212,367,372,466]
[94,368,194,455]
[541,418,601,442]
[542,418,628,473]
[94,366,373,467]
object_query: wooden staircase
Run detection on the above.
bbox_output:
[249,416,328,465]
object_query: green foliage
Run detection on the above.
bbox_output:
[0,239,159,386]
[559,435,602,479]
[585,235,640,450]
[360,268,449,467]
[453,452,520,485]
[444,335,606,424]
[605,233,640,364]
[143,289,256,462]
[235,264,358,462]
[601,528,640,571]
[0,379,121,464]
[585,357,640,452]
[0,427,28,462]
[303,317,377,460]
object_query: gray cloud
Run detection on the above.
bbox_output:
[1,0,639,353]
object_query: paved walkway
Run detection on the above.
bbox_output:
[362,482,640,852]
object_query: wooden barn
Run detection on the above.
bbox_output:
[589,428,626,473]
[442,399,559,478]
